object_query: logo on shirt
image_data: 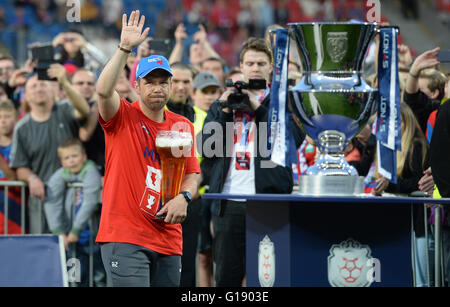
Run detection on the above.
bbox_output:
[144,147,160,164]
[139,166,162,217]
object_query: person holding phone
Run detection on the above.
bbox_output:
[9,66,90,234]
[168,23,221,71]
[52,28,108,70]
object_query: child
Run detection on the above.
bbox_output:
[0,100,21,234]
[44,138,105,286]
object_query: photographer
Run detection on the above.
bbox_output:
[201,37,304,287]
[52,28,108,71]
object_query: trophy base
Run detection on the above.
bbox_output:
[296,175,365,196]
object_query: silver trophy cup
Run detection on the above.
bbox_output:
[288,22,379,195]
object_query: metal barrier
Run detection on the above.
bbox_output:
[410,191,447,287]
[0,181,102,287]
[433,204,446,287]
[1,181,27,235]
[1,180,448,287]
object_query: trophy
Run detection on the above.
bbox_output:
[288,22,384,195]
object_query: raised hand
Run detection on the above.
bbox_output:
[47,63,68,85]
[410,47,440,76]
[137,37,153,59]
[120,10,150,51]
[193,24,207,44]
[398,44,413,67]
[174,23,187,44]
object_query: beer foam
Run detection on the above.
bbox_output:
[155,133,192,148]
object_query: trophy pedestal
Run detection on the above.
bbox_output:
[296,175,365,196]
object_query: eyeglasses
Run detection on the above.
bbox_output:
[73,81,95,86]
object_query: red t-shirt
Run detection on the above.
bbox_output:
[96,99,200,255]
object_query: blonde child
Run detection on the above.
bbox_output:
[44,138,105,286]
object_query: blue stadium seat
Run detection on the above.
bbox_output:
[0,30,16,56]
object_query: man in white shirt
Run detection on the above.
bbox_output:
[202,37,304,286]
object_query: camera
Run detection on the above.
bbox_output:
[148,38,172,56]
[218,78,267,110]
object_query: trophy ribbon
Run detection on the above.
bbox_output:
[376,27,402,183]
[268,28,296,167]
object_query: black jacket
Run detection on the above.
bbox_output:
[430,101,450,198]
[387,139,429,236]
[403,90,441,134]
[201,93,305,215]
[166,99,195,123]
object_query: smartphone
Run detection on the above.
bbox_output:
[30,44,54,61]
[29,44,58,81]
[181,23,200,64]
[149,39,172,55]
[437,50,450,63]
[184,23,200,38]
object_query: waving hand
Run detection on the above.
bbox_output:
[120,10,150,50]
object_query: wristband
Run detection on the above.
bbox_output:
[409,71,419,78]
[28,174,38,183]
[118,45,132,54]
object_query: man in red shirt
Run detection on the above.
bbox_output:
[95,10,200,287]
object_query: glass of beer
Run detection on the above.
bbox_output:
[155,130,193,205]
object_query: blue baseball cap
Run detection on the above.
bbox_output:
[136,55,172,79]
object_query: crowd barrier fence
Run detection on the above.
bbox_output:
[0,181,447,287]
[1,181,100,287]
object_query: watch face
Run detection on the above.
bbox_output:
[181,191,192,202]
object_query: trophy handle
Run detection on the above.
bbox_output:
[289,26,311,82]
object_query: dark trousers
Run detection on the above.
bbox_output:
[100,242,181,287]
[212,200,246,287]
[180,197,201,287]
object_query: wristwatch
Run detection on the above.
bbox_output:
[180,191,192,203]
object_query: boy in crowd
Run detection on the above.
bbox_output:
[0,100,20,234]
[44,138,105,286]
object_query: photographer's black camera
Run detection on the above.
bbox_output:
[218,78,266,110]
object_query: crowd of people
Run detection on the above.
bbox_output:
[0,1,449,288]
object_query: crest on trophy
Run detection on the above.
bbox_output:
[326,32,349,63]
[258,235,275,287]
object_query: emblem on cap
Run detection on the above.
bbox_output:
[148,57,163,65]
